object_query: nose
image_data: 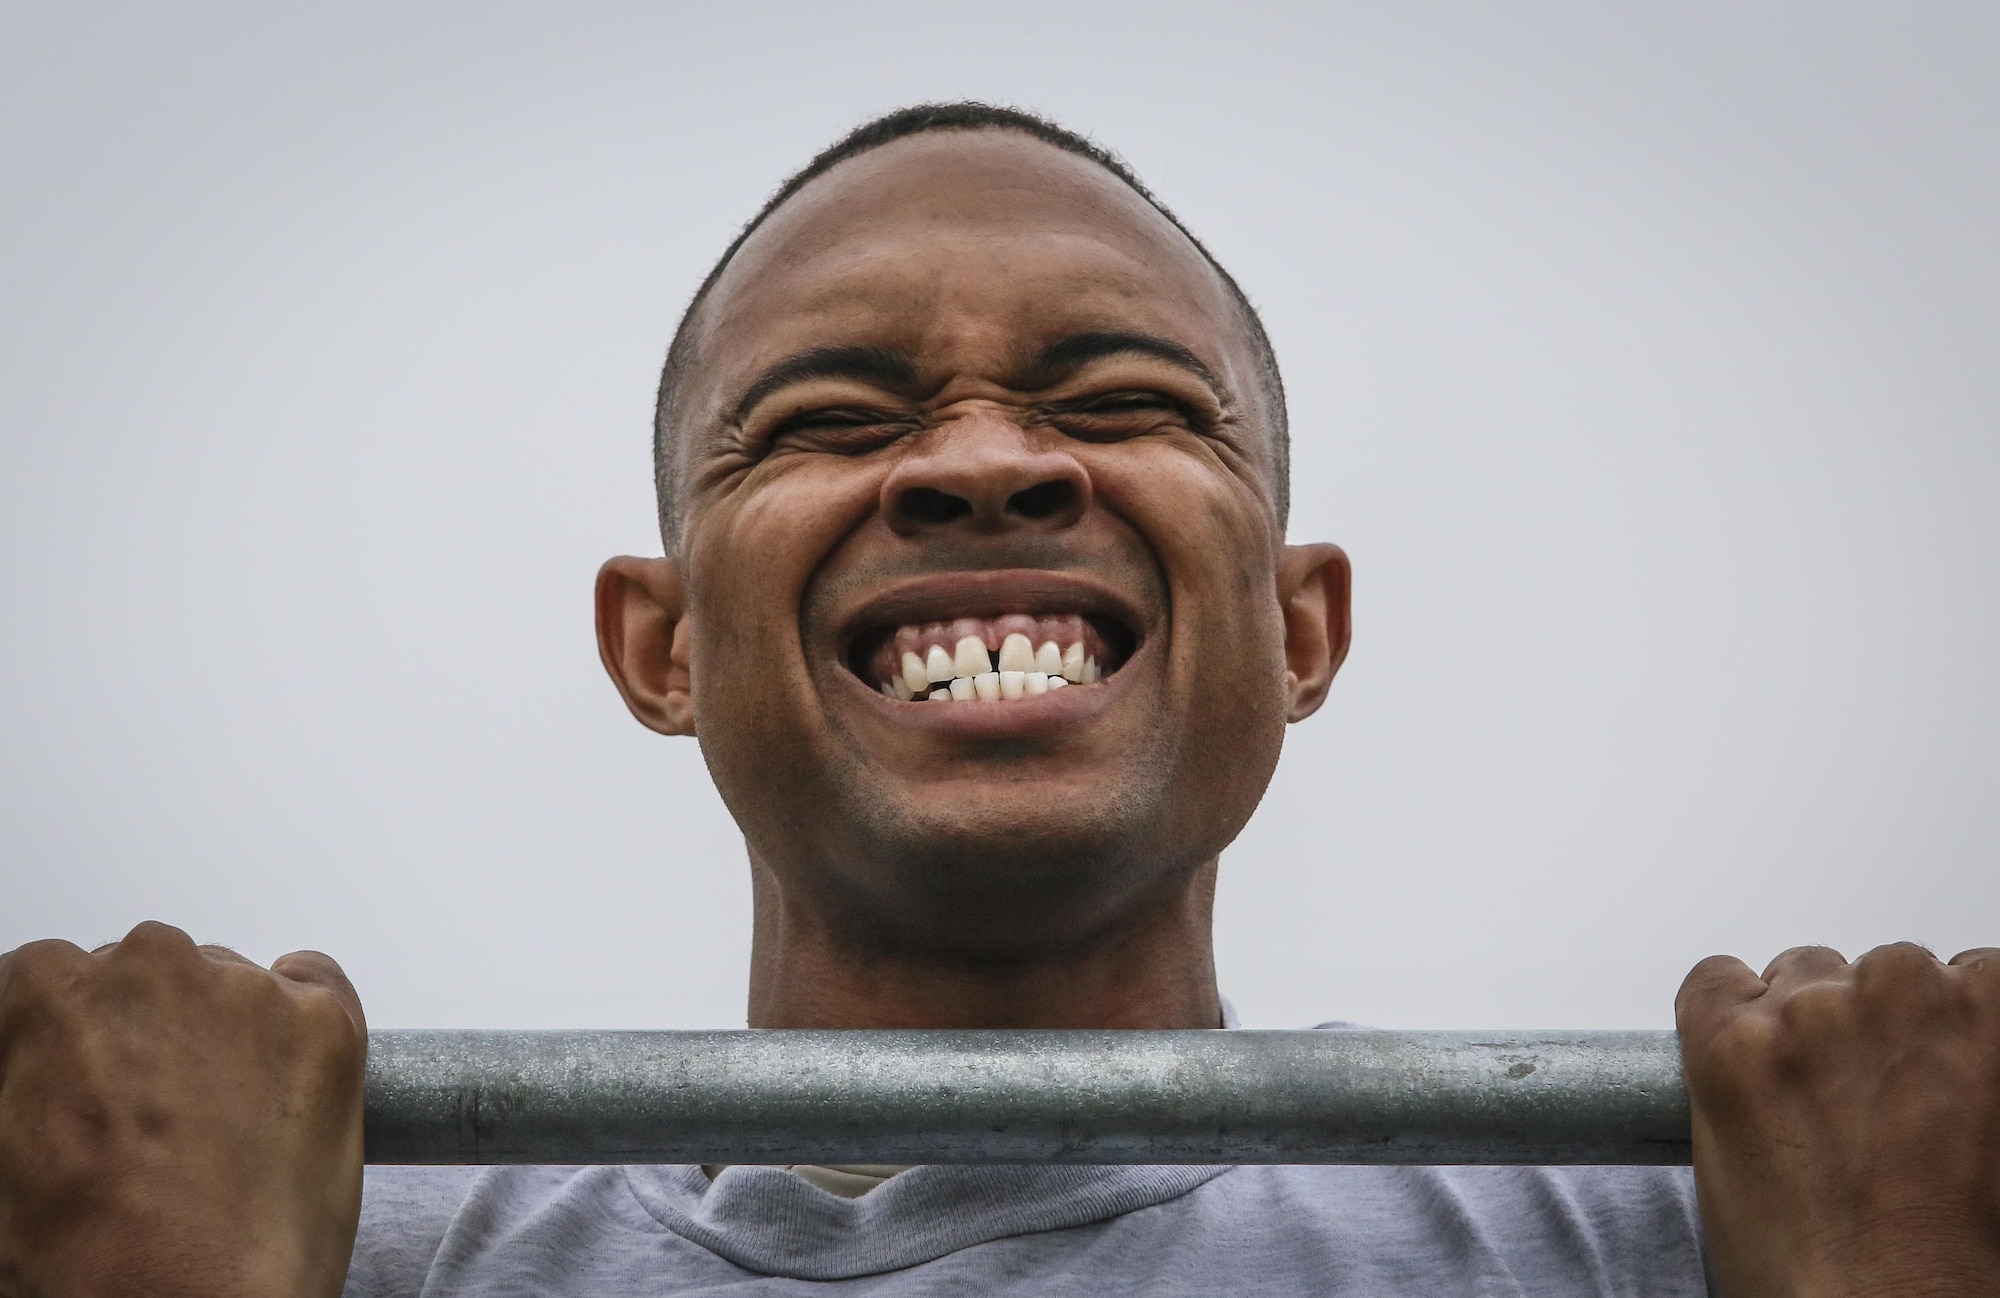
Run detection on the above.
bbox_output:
[881,415,1091,536]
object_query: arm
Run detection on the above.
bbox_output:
[0,921,366,1298]
[1678,942,2000,1297]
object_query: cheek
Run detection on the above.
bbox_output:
[685,458,887,740]
[687,458,886,642]
[683,463,886,825]
[1088,442,1291,811]
[1085,441,1285,648]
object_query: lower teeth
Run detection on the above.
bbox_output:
[904,669,1090,702]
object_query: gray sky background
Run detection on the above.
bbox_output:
[4,3,1996,1029]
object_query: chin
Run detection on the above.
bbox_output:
[808,784,1209,958]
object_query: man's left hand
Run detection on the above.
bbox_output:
[1679,942,2000,1297]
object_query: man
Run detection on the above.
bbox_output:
[1,102,1996,1297]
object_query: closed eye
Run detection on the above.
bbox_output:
[1045,390,1203,441]
[768,408,916,455]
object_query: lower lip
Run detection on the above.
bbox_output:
[842,663,1130,737]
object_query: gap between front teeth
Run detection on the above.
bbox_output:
[879,631,1101,703]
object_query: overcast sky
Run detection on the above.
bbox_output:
[4,3,1996,1029]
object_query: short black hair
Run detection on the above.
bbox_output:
[652,101,1288,546]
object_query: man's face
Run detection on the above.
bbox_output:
[658,132,1332,957]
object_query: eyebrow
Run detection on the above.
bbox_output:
[729,345,921,425]
[1022,331,1227,400]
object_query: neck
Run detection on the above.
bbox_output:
[744,855,1223,1029]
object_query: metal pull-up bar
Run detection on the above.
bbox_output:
[363,1029,1690,1166]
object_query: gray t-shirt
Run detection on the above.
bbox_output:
[343,1160,1708,1296]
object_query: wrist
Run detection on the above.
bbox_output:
[24,1218,348,1298]
[1781,1225,2000,1298]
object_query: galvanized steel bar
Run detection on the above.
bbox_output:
[363,1029,1689,1166]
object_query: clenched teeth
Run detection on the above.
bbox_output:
[867,613,1116,704]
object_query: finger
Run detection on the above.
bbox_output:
[1858,940,1938,962]
[0,938,88,1020]
[1760,944,1850,987]
[1852,940,1943,977]
[1676,954,1765,1026]
[271,950,367,1034]
[104,919,200,959]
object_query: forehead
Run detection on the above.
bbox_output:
[687,131,1254,404]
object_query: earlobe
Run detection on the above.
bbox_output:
[595,556,696,736]
[1276,543,1352,723]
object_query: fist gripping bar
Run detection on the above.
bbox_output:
[362,1029,1691,1166]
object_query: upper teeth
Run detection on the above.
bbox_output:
[953,636,991,678]
[877,624,1103,703]
[997,633,1034,674]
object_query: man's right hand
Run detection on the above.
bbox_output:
[0,921,366,1298]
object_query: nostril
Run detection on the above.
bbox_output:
[1008,479,1076,520]
[898,486,973,525]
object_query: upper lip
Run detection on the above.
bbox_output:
[833,569,1153,651]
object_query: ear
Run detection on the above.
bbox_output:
[595,556,696,736]
[1276,542,1352,723]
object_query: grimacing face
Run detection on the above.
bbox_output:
[599,131,1350,961]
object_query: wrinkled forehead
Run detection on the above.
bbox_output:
[682,132,1260,417]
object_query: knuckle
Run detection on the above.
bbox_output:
[1683,953,1742,983]
[290,984,366,1070]
[2,938,87,979]
[291,978,353,1027]
[0,939,89,1011]
[1675,955,1749,1012]
[1774,979,1852,1038]
[124,919,194,946]
[274,949,348,985]
[1859,939,1938,967]
[1852,941,1946,996]
[110,920,198,963]
[273,950,363,1028]
[1761,944,1847,981]
[1684,1009,1779,1094]
[218,954,283,1001]
[1946,951,2000,1017]
[1746,988,1850,1078]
